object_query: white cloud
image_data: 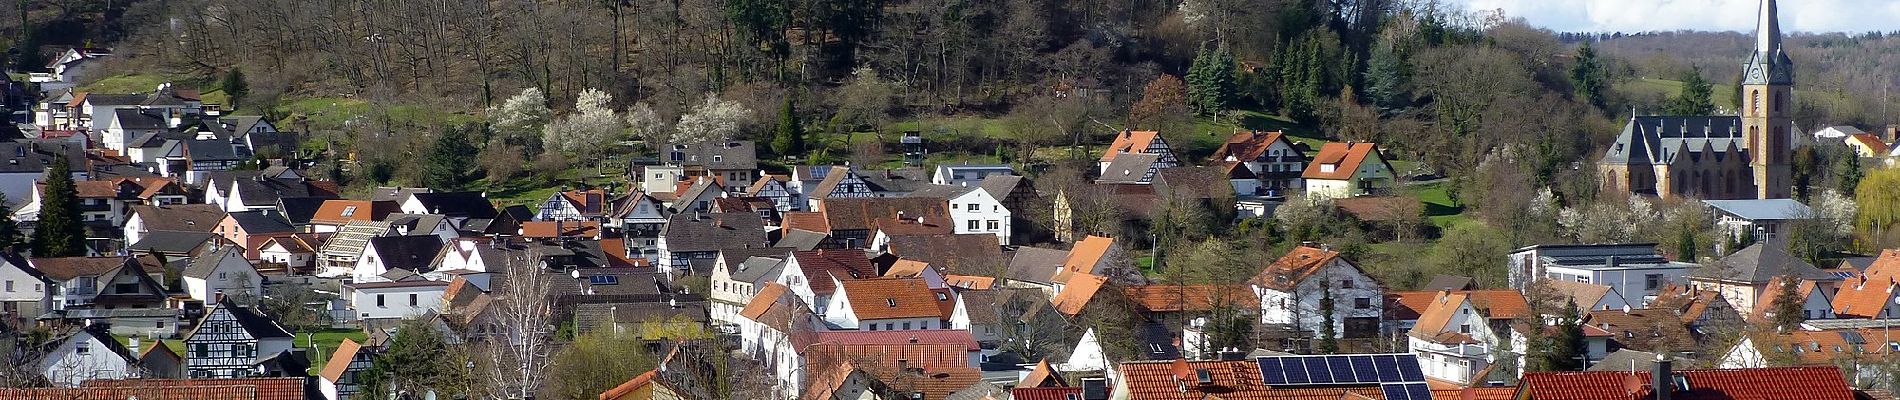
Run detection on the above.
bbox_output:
[1450,0,1900,33]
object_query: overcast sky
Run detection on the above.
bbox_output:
[1447,0,1900,33]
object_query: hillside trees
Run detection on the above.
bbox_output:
[543,88,624,162]
[1666,68,1715,115]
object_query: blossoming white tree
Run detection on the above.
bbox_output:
[542,88,624,158]
[674,93,752,145]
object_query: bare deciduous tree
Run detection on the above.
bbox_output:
[482,251,555,400]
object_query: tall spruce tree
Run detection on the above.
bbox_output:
[1666,68,1715,115]
[222,68,250,110]
[0,192,22,252]
[771,96,805,157]
[422,124,479,190]
[31,154,84,257]
[1317,279,1338,353]
[1770,275,1806,332]
[1836,153,1864,196]
[1568,43,1608,110]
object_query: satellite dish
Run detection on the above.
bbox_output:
[570,270,580,279]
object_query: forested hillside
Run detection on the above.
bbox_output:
[2,0,1895,286]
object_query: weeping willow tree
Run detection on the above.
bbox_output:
[1857,167,1900,247]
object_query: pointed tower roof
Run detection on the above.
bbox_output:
[1744,0,1794,85]
[1756,0,1781,58]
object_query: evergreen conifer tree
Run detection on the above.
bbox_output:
[422,124,479,189]
[1568,43,1608,109]
[31,154,85,257]
[0,192,22,252]
[771,96,805,157]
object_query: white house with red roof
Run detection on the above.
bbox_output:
[822,277,949,331]
[1301,142,1396,200]
[1250,246,1385,339]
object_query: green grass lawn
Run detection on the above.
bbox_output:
[1404,180,1469,229]
[80,74,181,94]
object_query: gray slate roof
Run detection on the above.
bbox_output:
[226,210,293,234]
[976,175,1025,201]
[1691,243,1839,284]
[774,229,829,251]
[112,109,166,130]
[1601,116,1777,165]
[368,236,447,272]
[183,246,245,279]
[659,213,766,253]
[0,141,85,174]
[661,140,757,170]
[1704,199,1814,221]
[729,256,788,284]
[127,231,226,254]
[1098,152,1160,184]
[1005,246,1070,284]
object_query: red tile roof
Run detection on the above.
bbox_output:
[1012,387,1082,400]
[519,221,602,239]
[1387,291,1440,321]
[1851,133,1892,155]
[1251,246,1353,291]
[1056,235,1115,282]
[598,369,664,400]
[1101,130,1163,163]
[795,249,876,295]
[943,274,995,290]
[1019,359,1067,388]
[10,378,310,400]
[1052,272,1107,316]
[841,277,943,321]
[319,338,362,381]
[740,282,789,320]
[1433,387,1518,400]
[310,199,398,225]
[781,211,831,234]
[1833,250,1900,318]
[1121,285,1254,313]
[1302,142,1387,181]
[808,329,981,351]
[1209,130,1291,162]
[1517,366,1854,400]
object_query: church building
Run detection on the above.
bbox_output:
[1599,0,1798,200]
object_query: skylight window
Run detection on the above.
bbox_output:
[341,206,358,217]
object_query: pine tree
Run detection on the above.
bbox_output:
[1666,68,1715,115]
[31,154,85,257]
[1771,275,1806,332]
[1568,43,1608,110]
[0,192,22,252]
[1317,279,1338,353]
[1792,146,1818,202]
[1363,44,1410,110]
[770,96,805,157]
[422,124,479,190]
[1836,153,1864,196]
[222,68,250,110]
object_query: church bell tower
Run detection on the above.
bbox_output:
[1742,0,1794,199]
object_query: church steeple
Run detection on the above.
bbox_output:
[1756,0,1781,57]
[1741,0,1794,199]
[1744,0,1793,85]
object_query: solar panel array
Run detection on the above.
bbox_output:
[1380,383,1433,400]
[1255,354,1425,386]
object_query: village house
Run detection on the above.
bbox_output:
[213,210,295,260]
[745,175,801,212]
[932,163,1016,187]
[1684,243,1838,315]
[349,235,446,284]
[318,338,377,400]
[822,277,948,330]
[910,184,1013,245]
[707,249,793,327]
[1405,289,1533,385]
[33,325,139,387]
[1703,199,1815,249]
[1748,276,1835,323]
[1211,130,1307,197]
[1302,142,1396,199]
[817,197,950,249]
[202,170,339,213]
[181,246,263,303]
[1508,243,1694,302]
[308,200,399,233]
[0,141,87,206]
[0,253,46,324]
[346,280,450,321]
[1249,245,1386,339]
[534,189,610,222]
[642,140,759,194]
[656,213,768,274]
[1097,130,1179,184]
[398,191,498,229]
[1831,250,1900,319]
[30,256,172,335]
[803,166,878,210]
[183,297,294,378]
[257,234,321,273]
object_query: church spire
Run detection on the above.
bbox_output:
[1756,0,1781,58]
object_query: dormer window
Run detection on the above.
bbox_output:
[1320,164,1337,173]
